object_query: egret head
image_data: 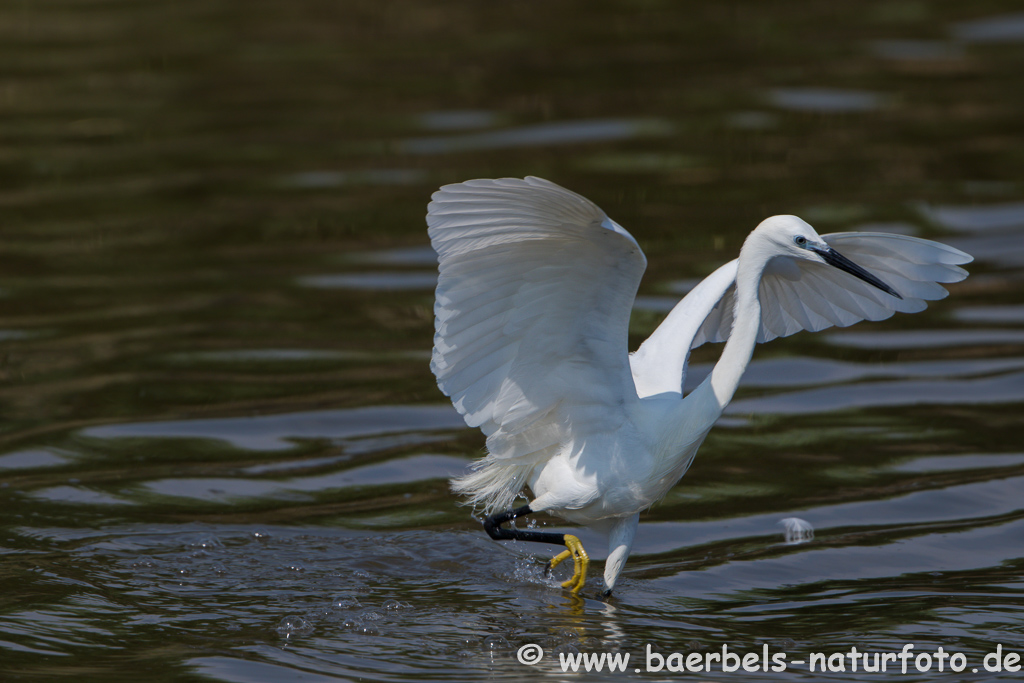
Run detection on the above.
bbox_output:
[751,215,903,299]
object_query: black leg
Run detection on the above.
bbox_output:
[483,504,591,594]
[483,505,567,546]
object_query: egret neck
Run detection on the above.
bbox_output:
[708,246,765,410]
[661,242,765,446]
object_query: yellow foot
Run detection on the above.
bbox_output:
[548,534,589,594]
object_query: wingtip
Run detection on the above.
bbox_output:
[955,250,975,266]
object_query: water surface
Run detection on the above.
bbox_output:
[1,2,1023,681]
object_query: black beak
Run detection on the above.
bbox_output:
[811,245,903,300]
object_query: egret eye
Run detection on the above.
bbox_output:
[794,235,808,247]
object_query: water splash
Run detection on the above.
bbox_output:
[275,616,314,638]
[779,518,815,545]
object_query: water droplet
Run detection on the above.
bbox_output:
[779,517,814,544]
[252,530,270,540]
[342,618,361,630]
[382,599,410,611]
[553,643,580,657]
[360,610,383,622]
[332,596,361,610]
[275,615,313,637]
[357,624,380,636]
[190,535,223,549]
[482,635,510,650]
[284,563,306,572]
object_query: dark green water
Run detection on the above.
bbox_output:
[1,1,1023,681]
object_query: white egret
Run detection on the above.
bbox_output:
[427,176,971,596]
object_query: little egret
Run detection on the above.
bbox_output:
[427,176,971,596]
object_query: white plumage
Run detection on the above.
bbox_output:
[427,176,971,594]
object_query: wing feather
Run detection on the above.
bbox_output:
[691,232,971,349]
[634,231,971,398]
[429,177,646,459]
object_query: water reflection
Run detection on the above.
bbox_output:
[869,40,964,62]
[952,12,1024,43]
[664,279,701,295]
[576,151,705,173]
[889,452,1024,473]
[0,329,35,341]
[916,201,1024,232]
[176,349,353,362]
[347,246,437,266]
[845,221,918,236]
[728,369,1024,415]
[824,328,1024,349]
[953,304,1024,323]
[142,454,466,505]
[944,232,1024,268]
[726,111,777,129]
[297,272,437,291]
[397,118,673,154]
[0,448,71,470]
[418,110,500,131]
[663,512,1024,595]
[278,169,427,189]
[685,356,1024,391]
[767,88,884,113]
[80,406,466,452]
[633,295,680,313]
[2,0,1024,680]
[32,485,135,506]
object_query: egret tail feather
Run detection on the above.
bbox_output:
[450,457,537,515]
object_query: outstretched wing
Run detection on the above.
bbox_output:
[693,232,972,346]
[633,232,971,397]
[428,177,646,459]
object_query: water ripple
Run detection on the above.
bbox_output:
[397,118,673,154]
[79,406,466,452]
